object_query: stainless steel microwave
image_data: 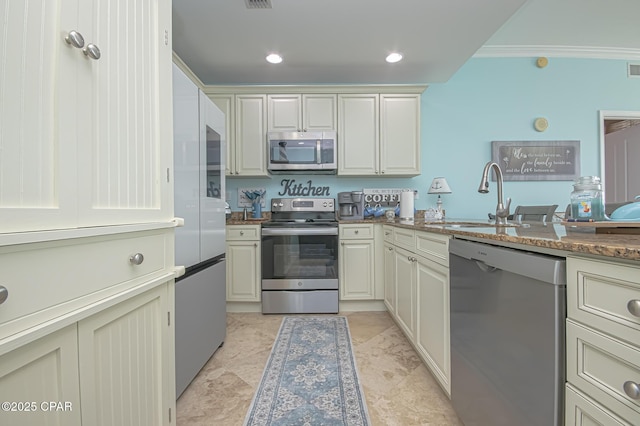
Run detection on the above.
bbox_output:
[267,131,337,174]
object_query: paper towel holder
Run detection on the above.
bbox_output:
[428,177,452,215]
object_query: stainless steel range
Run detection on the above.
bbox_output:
[261,197,338,314]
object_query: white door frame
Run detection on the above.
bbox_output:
[598,110,640,189]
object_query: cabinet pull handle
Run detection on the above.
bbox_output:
[388,247,393,251]
[0,286,8,305]
[254,243,257,247]
[64,30,85,49]
[628,300,640,317]
[129,253,144,265]
[240,231,244,236]
[83,43,101,60]
[354,230,359,234]
[623,381,640,400]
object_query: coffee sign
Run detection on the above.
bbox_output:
[491,140,580,181]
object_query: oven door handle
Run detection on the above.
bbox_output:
[262,227,338,236]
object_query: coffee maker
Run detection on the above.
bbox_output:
[338,191,364,220]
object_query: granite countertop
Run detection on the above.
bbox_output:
[363,217,640,262]
[226,213,640,262]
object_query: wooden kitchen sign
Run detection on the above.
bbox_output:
[491,140,580,181]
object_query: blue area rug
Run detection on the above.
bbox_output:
[244,316,370,426]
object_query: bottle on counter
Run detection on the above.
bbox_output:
[242,207,248,221]
[570,176,605,221]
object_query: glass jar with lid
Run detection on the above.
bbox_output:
[570,176,605,220]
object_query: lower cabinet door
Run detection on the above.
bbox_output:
[339,239,375,300]
[78,283,174,426]
[383,242,396,314]
[565,384,629,426]
[0,325,82,426]
[415,255,450,396]
[394,247,415,340]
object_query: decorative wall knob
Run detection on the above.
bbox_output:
[628,299,640,317]
[0,286,8,305]
[65,30,85,48]
[623,381,640,399]
[129,253,144,265]
[83,43,101,60]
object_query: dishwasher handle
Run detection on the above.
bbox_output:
[474,260,497,273]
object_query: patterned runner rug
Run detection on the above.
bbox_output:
[243,316,370,426]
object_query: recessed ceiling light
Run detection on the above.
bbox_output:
[266,53,283,64]
[386,53,403,63]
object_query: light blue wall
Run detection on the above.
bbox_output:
[226,57,640,219]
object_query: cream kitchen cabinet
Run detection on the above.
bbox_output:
[230,95,269,176]
[267,94,337,131]
[0,325,81,425]
[414,231,451,396]
[383,226,396,314]
[79,283,174,425]
[0,282,175,426]
[0,0,173,233]
[209,94,235,176]
[566,256,640,425]
[338,94,420,176]
[226,225,262,302]
[384,227,451,395]
[339,224,375,300]
[394,245,417,340]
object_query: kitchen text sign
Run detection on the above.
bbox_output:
[278,179,330,196]
[491,140,580,181]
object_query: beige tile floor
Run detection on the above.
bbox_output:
[177,311,463,426]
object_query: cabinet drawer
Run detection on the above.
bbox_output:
[567,257,640,346]
[339,224,373,240]
[415,231,449,267]
[566,320,640,424]
[226,225,261,241]
[565,384,630,426]
[382,225,394,243]
[393,227,415,250]
[0,231,169,338]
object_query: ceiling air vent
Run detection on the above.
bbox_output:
[245,0,272,9]
[628,63,640,78]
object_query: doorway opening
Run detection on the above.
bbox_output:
[599,110,640,205]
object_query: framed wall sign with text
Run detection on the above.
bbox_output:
[491,140,580,181]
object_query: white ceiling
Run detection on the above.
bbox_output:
[172,0,640,86]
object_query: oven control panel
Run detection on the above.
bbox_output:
[271,198,335,212]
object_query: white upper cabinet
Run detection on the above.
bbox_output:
[268,94,337,132]
[380,95,421,175]
[0,0,173,233]
[338,94,421,176]
[337,94,380,175]
[234,95,269,176]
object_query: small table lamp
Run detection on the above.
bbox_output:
[428,177,452,214]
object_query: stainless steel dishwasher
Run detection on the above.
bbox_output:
[449,238,566,426]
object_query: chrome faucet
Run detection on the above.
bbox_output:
[478,162,511,226]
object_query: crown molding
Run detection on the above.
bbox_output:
[172,53,206,90]
[474,45,640,60]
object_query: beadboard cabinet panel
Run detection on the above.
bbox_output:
[0,0,173,232]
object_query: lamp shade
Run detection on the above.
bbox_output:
[428,177,452,194]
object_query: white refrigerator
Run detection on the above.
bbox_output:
[173,64,227,398]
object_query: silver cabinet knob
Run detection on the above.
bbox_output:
[388,247,393,251]
[354,230,359,234]
[628,300,640,317]
[129,253,144,265]
[0,286,8,305]
[83,43,101,60]
[623,381,640,399]
[240,231,244,236]
[65,30,85,48]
